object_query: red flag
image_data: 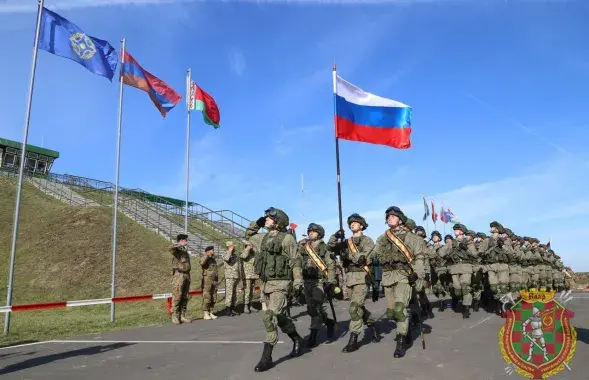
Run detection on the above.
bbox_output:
[290,223,298,230]
[431,200,438,223]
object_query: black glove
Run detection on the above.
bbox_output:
[334,229,345,240]
[497,238,504,248]
[256,217,266,228]
[425,273,431,282]
[459,241,468,250]
[323,281,334,297]
[409,272,418,283]
[357,255,367,267]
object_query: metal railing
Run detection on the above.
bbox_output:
[0,168,251,255]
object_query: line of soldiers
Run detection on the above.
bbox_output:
[169,205,577,372]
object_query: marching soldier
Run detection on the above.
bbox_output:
[328,213,380,353]
[296,223,337,347]
[413,225,435,319]
[240,240,259,314]
[465,230,483,312]
[528,238,543,290]
[441,223,477,319]
[370,207,426,357]
[201,246,219,320]
[430,231,450,311]
[170,233,192,324]
[223,241,241,317]
[246,207,304,373]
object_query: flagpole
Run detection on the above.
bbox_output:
[184,68,191,234]
[4,0,45,335]
[110,37,126,323]
[333,63,344,235]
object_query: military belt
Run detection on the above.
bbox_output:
[173,268,188,274]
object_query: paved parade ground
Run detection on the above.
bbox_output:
[1,294,587,380]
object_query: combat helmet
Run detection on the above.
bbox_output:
[264,207,290,232]
[385,206,407,224]
[307,223,325,239]
[453,223,467,234]
[465,230,476,238]
[414,226,426,235]
[431,230,442,239]
[476,232,487,239]
[347,213,368,230]
[405,218,416,231]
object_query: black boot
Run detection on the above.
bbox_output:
[393,333,407,358]
[462,305,470,319]
[307,329,318,348]
[342,332,359,353]
[325,319,335,342]
[438,300,446,312]
[254,342,274,372]
[227,306,239,317]
[494,299,503,316]
[367,322,381,343]
[425,301,435,319]
[473,300,480,312]
[287,331,304,357]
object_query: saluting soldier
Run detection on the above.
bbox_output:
[170,233,192,324]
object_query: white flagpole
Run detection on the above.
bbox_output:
[4,0,45,335]
[110,37,126,323]
[184,69,192,234]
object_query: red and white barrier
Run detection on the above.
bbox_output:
[0,286,261,315]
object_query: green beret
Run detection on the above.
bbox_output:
[176,233,188,241]
[452,223,467,233]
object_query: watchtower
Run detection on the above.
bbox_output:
[0,137,59,175]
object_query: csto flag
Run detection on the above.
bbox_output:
[187,79,220,129]
[121,51,181,117]
[38,7,118,80]
[333,73,412,148]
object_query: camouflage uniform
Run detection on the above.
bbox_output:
[504,229,522,294]
[482,221,510,314]
[170,234,192,324]
[328,213,380,353]
[412,225,435,319]
[296,223,337,347]
[563,266,576,295]
[249,207,304,373]
[371,208,426,358]
[441,223,477,319]
[223,241,241,316]
[467,230,484,312]
[200,246,219,319]
[240,240,259,314]
[552,252,565,291]
[537,244,549,290]
[520,237,532,290]
[430,231,450,311]
[528,238,543,290]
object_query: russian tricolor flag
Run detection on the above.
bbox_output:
[333,73,412,149]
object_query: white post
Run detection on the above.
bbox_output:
[184,69,192,234]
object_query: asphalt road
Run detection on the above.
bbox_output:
[1,293,587,380]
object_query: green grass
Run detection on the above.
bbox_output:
[0,176,259,348]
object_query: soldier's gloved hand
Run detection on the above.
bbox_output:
[323,281,334,297]
[497,238,504,248]
[409,272,418,283]
[488,238,496,248]
[357,255,367,267]
[256,217,266,228]
[340,251,349,261]
[334,229,345,240]
[425,273,431,282]
[459,241,468,250]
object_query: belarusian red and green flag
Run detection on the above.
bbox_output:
[187,79,220,129]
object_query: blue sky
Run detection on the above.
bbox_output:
[1,0,588,270]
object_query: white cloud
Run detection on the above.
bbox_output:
[228,48,246,77]
[312,155,589,271]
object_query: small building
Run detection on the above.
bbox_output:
[0,137,59,175]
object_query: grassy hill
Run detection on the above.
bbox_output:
[0,176,231,347]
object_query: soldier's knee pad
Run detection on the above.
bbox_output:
[349,301,361,321]
[263,310,275,332]
[461,284,472,294]
[393,302,406,322]
[386,308,395,319]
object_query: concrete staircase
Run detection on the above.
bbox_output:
[26,177,100,207]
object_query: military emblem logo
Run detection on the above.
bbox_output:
[69,32,96,60]
[499,289,577,379]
